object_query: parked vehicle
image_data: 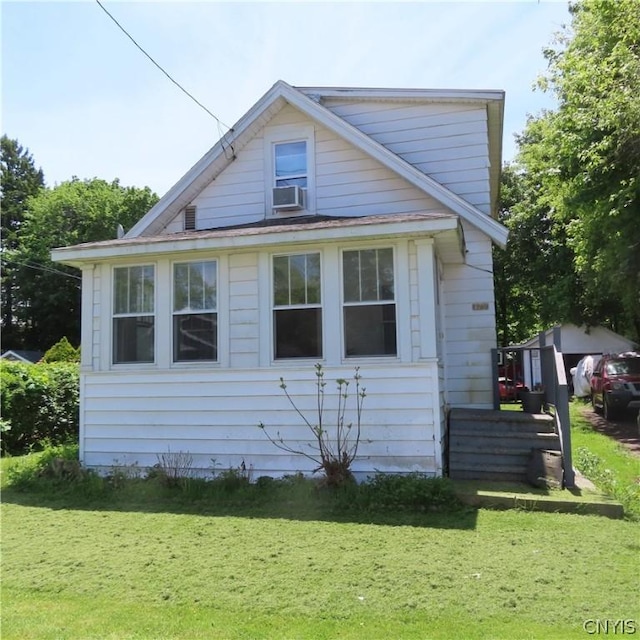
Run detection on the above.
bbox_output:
[590,352,640,420]
[571,354,601,398]
[498,377,525,402]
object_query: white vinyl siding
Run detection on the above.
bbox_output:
[79,363,441,479]
[321,99,491,214]
[441,223,496,407]
[176,105,447,233]
[229,252,260,369]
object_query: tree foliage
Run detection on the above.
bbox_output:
[510,0,640,342]
[13,178,159,350]
[0,136,45,346]
[42,337,81,363]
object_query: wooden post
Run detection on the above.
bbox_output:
[491,348,500,410]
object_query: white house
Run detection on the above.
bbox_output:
[52,80,508,479]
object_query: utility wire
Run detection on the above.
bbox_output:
[2,257,82,281]
[94,0,234,135]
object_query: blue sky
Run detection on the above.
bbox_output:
[2,0,571,196]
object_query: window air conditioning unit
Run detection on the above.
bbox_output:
[272,185,304,211]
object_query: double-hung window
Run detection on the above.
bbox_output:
[173,261,217,362]
[274,141,307,188]
[113,265,155,364]
[342,248,397,357]
[273,253,322,359]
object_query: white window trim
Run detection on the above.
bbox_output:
[264,124,316,216]
[110,263,157,367]
[170,258,219,364]
[270,250,324,362]
[339,243,407,363]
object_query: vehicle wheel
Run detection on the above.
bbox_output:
[592,393,602,414]
[603,394,619,421]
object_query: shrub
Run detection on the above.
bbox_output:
[0,361,79,455]
[149,449,194,489]
[7,442,84,489]
[259,364,365,487]
[360,473,460,511]
[42,337,80,363]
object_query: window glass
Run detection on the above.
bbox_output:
[273,253,322,359]
[113,265,155,364]
[275,141,307,187]
[173,261,218,362]
[274,309,322,359]
[342,248,396,357]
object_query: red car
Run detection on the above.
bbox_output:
[590,352,640,420]
[498,377,525,402]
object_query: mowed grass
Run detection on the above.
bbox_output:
[570,401,640,518]
[570,401,640,487]
[2,457,639,640]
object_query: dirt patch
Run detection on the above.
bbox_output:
[579,405,640,457]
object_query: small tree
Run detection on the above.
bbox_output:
[42,337,80,363]
[259,364,366,487]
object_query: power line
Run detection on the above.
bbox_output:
[94,0,234,134]
[1,257,82,282]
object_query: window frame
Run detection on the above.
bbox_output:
[341,246,398,359]
[264,124,315,215]
[171,259,219,363]
[111,264,156,365]
[273,140,308,188]
[272,251,323,361]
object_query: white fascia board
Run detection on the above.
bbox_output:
[298,86,505,103]
[52,216,459,267]
[279,84,509,248]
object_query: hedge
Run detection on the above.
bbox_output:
[1,361,79,455]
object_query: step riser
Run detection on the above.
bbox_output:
[450,454,531,469]
[449,447,560,460]
[450,470,527,483]
[450,439,561,453]
[449,421,555,434]
[447,408,564,483]
[450,431,559,442]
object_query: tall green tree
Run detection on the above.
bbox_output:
[515,0,640,342]
[0,136,45,348]
[14,178,159,350]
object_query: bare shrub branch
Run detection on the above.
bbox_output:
[259,364,366,487]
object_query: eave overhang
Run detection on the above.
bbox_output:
[52,213,463,268]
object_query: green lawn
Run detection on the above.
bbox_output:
[2,455,639,640]
[569,401,640,518]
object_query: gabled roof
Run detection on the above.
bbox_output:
[127,80,508,247]
[518,324,638,352]
[0,350,44,363]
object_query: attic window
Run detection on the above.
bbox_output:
[274,142,307,188]
[184,205,196,231]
